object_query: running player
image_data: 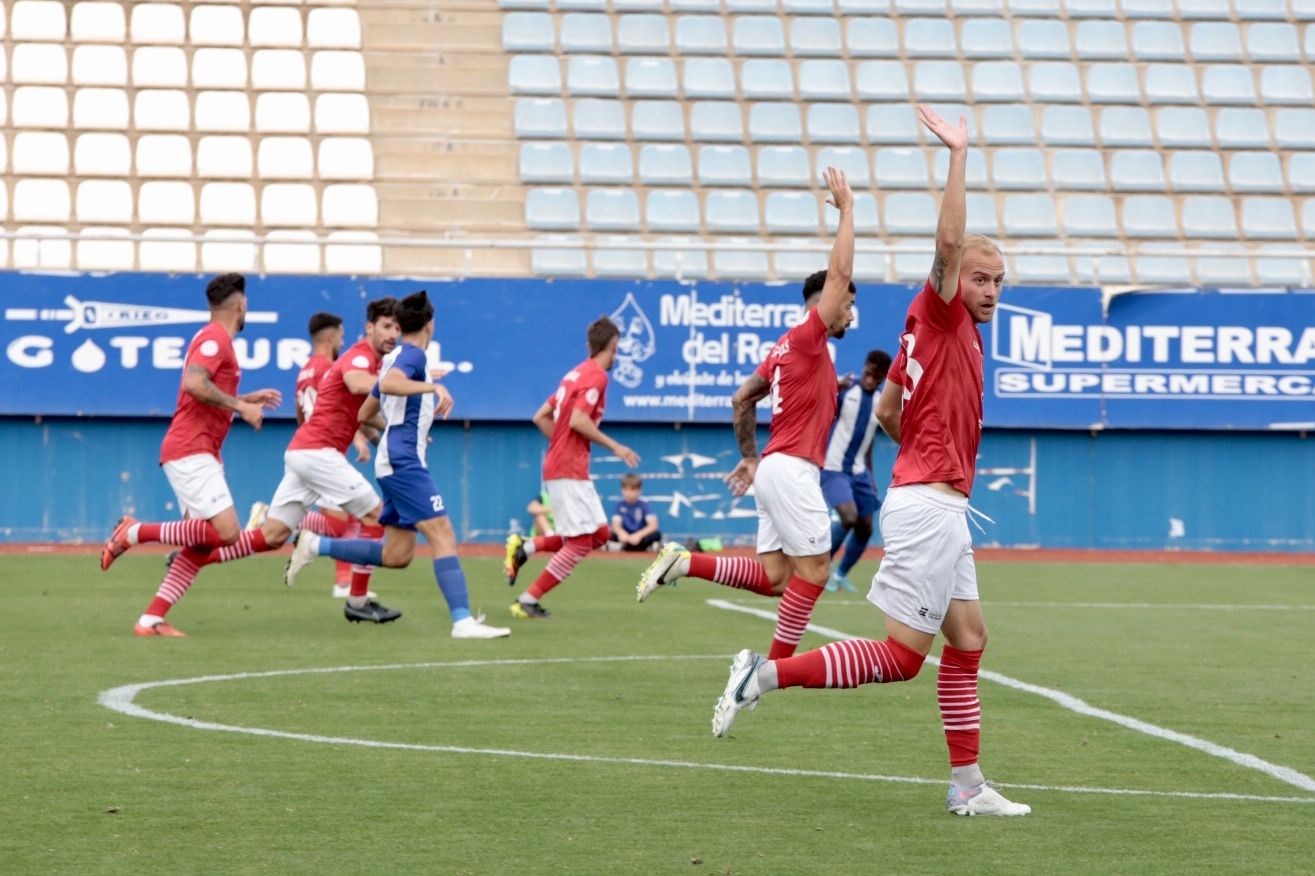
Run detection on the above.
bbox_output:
[286,290,510,640]
[822,348,891,593]
[635,166,855,663]
[503,317,640,619]
[99,273,282,637]
[708,106,1030,817]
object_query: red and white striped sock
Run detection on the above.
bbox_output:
[525,533,592,601]
[529,534,563,556]
[687,554,776,596]
[775,638,926,689]
[349,523,384,597]
[939,645,983,767]
[132,519,223,548]
[201,528,270,565]
[143,546,210,618]
[767,575,825,660]
[301,510,350,538]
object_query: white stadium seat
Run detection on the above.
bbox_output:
[200,182,257,226]
[74,132,131,177]
[318,138,374,180]
[12,132,69,175]
[73,88,129,129]
[315,94,370,133]
[252,50,308,90]
[76,227,135,272]
[11,44,67,84]
[131,4,185,45]
[248,7,304,48]
[134,134,192,177]
[12,1,66,40]
[76,180,133,223]
[132,47,187,87]
[197,136,254,179]
[261,184,319,227]
[193,91,249,132]
[138,181,197,224]
[14,226,72,270]
[202,230,259,273]
[256,93,311,133]
[14,179,71,222]
[13,86,69,127]
[325,231,382,275]
[322,184,379,227]
[259,137,315,179]
[308,8,362,49]
[191,48,247,89]
[310,51,365,91]
[72,2,127,43]
[140,229,198,272]
[263,231,322,275]
[189,5,245,47]
[135,89,190,130]
[72,45,127,85]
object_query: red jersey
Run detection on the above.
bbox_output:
[294,353,334,422]
[159,322,241,464]
[542,358,608,481]
[754,307,837,468]
[887,280,984,497]
[288,340,380,454]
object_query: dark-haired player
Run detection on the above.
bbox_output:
[502,316,641,619]
[636,167,854,664]
[287,291,510,639]
[99,273,281,636]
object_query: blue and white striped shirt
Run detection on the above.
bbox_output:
[823,383,881,475]
[373,342,436,477]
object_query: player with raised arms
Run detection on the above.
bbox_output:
[99,273,281,637]
[707,106,1030,818]
[286,290,510,639]
[635,167,856,664]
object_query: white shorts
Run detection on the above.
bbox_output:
[544,478,607,537]
[753,453,831,558]
[268,448,381,528]
[868,484,979,634]
[162,453,235,521]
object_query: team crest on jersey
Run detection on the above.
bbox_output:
[770,338,791,360]
[608,292,656,389]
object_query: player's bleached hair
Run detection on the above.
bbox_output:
[366,296,397,324]
[621,473,642,489]
[587,315,620,356]
[396,290,434,334]
[205,273,245,308]
[307,312,343,338]
[801,270,857,305]
[866,349,892,373]
[962,234,1003,260]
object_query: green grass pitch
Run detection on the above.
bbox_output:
[4,552,1314,875]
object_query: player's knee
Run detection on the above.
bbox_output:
[590,524,611,549]
[381,544,413,568]
[214,521,241,545]
[853,517,873,540]
[836,505,859,529]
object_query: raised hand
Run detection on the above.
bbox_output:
[917,103,969,152]
[432,383,454,419]
[822,166,852,212]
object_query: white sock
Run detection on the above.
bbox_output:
[523,541,537,557]
[951,764,985,790]
[138,613,163,627]
[518,593,538,606]
[303,532,322,555]
[347,595,369,609]
[674,551,691,577]
[756,660,779,695]
[127,524,142,545]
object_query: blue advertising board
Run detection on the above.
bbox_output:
[2,271,1313,430]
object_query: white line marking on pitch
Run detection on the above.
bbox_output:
[97,655,1315,806]
[731,598,1315,612]
[707,598,1315,796]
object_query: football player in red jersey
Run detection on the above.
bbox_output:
[99,273,282,637]
[705,106,1030,818]
[637,167,856,664]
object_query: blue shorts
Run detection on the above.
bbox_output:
[820,470,881,519]
[378,466,447,531]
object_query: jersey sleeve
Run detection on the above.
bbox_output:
[789,306,829,355]
[887,348,907,387]
[187,328,229,375]
[341,351,374,375]
[918,279,964,333]
[572,371,606,414]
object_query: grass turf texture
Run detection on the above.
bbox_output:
[4,553,1314,875]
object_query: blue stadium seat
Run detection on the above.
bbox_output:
[1214,108,1271,148]
[525,187,580,230]
[503,12,554,52]
[972,62,1024,101]
[1087,64,1141,104]
[1132,21,1186,60]
[591,237,649,279]
[613,0,666,9]
[982,105,1037,145]
[790,18,843,56]
[817,146,871,188]
[1260,66,1315,105]
[500,0,549,9]
[1075,20,1129,60]
[519,142,573,183]
[808,104,861,144]
[1256,246,1310,287]
[1288,154,1315,193]
[572,99,625,139]
[933,148,988,188]
[697,145,753,186]
[914,61,967,100]
[1274,109,1315,149]
[1195,247,1254,288]
[1301,199,1315,237]
[1052,149,1106,190]
[1040,106,1095,145]
[992,148,1046,189]
[1168,151,1225,192]
[509,55,561,95]
[560,13,613,53]
[952,0,1006,13]
[1180,195,1237,237]
[1099,107,1153,147]
[853,251,891,283]
[1228,153,1284,193]
[1156,107,1212,148]
[1017,20,1071,58]
[670,0,721,9]
[1241,197,1293,239]
[1120,195,1177,237]
[1178,0,1232,19]
[726,0,779,12]
[706,190,761,232]
[748,103,801,142]
[799,60,851,101]
[1002,194,1058,236]
[633,100,686,141]
[1234,0,1287,20]
[625,58,677,97]
[1120,0,1174,18]
[1188,22,1242,60]
[846,19,900,57]
[891,237,936,282]
[732,16,786,56]
[675,16,727,54]
[740,59,794,100]
[874,148,929,188]
[765,192,820,234]
[690,101,743,142]
[557,0,607,9]
[1061,195,1118,236]
[1028,63,1082,102]
[756,146,812,187]
[1146,64,1199,104]
[713,239,770,281]
[1070,244,1132,285]
[905,18,958,57]
[515,98,568,138]
[652,236,709,279]
[896,0,951,13]
[883,192,937,235]
[585,189,640,231]
[531,235,587,277]
[775,241,828,281]
[1110,150,1166,191]
[1012,249,1072,284]
[783,0,838,12]
[617,14,670,54]
[1202,65,1257,105]
[646,190,701,231]
[1064,0,1118,16]
[638,144,693,186]
[566,56,620,96]
[856,61,910,101]
[683,58,736,99]
[1246,22,1301,60]
[1134,247,1193,286]
[579,143,634,184]
[866,103,921,143]
[965,191,999,235]
[960,19,1013,58]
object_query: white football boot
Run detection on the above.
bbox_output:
[712,648,765,737]
[284,531,319,588]
[946,782,1032,817]
[452,614,512,639]
[246,501,269,530]
[636,541,689,603]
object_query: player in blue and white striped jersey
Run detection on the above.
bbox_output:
[821,348,892,592]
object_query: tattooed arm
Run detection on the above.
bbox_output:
[725,373,771,497]
[183,364,264,429]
